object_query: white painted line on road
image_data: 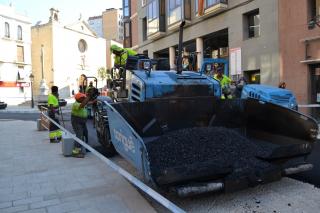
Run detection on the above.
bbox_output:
[41,111,186,213]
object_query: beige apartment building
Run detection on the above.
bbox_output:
[31,9,106,98]
[125,0,279,86]
[88,8,124,70]
[124,0,320,115]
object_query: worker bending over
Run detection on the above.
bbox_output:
[214,67,233,99]
[47,86,63,143]
[110,44,137,68]
[71,92,92,158]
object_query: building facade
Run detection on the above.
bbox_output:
[88,15,104,37]
[123,0,139,49]
[279,0,320,117]
[31,9,106,98]
[133,0,280,86]
[0,5,32,105]
[102,8,124,43]
[124,0,320,109]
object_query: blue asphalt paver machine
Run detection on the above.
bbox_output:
[95,21,318,196]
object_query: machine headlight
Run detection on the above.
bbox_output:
[143,61,151,70]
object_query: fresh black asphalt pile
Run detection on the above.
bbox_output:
[146,127,279,186]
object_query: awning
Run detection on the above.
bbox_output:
[0,81,30,87]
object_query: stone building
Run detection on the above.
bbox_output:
[31,8,106,98]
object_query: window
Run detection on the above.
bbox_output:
[123,21,132,47]
[308,0,320,29]
[17,25,22,40]
[245,10,260,38]
[207,0,223,7]
[78,39,87,53]
[168,0,182,25]
[309,0,320,18]
[142,17,147,41]
[148,0,158,21]
[17,46,24,62]
[123,0,130,17]
[5,22,10,38]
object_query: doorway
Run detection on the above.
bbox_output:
[310,64,320,120]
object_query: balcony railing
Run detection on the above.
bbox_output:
[195,0,228,17]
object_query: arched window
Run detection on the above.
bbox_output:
[5,22,10,38]
[17,25,22,40]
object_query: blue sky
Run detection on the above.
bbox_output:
[0,0,122,24]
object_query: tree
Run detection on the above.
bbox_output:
[97,67,107,81]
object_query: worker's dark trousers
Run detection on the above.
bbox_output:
[71,115,88,153]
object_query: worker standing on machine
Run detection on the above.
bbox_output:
[110,44,137,68]
[214,66,233,99]
[47,86,63,143]
[71,92,92,158]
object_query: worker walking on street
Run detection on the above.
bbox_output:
[85,81,95,119]
[71,92,91,158]
[48,86,63,143]
[214,67,233,99]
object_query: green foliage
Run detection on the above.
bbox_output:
[97,67,107,80]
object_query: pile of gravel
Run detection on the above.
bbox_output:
[145,127,278,185]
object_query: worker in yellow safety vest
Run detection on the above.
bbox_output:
[71,92,92,158]
[47,86,63,143]
[110,44,137,68]
[214,67,233,99]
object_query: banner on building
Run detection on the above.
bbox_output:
[230,47,242,76]
[0,81,30,87]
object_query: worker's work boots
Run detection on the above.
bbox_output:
[72,147,85,158]
[50,137,61,143]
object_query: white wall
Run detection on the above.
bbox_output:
[52,22,106,98]
[0,5,32,105]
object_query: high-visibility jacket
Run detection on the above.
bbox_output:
[214,74,232,99]
[111,45,137,67]
[71,101,88,119]
[47,94,62,140]
[214,74,231,88]
[48,94,59,108]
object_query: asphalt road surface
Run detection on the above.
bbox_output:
[2,111,320,212]
[1,111,320,188]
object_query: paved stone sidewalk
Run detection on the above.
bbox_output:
[0,120,156,213]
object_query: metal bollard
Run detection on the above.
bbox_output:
[62,133,74,157]
[37,119,46,131]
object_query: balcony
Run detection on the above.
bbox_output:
[195,0,228,17]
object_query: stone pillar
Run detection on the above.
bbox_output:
[169,46,176,70]
[196,37,204,71]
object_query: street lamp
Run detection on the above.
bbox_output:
[29,73,34,108]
